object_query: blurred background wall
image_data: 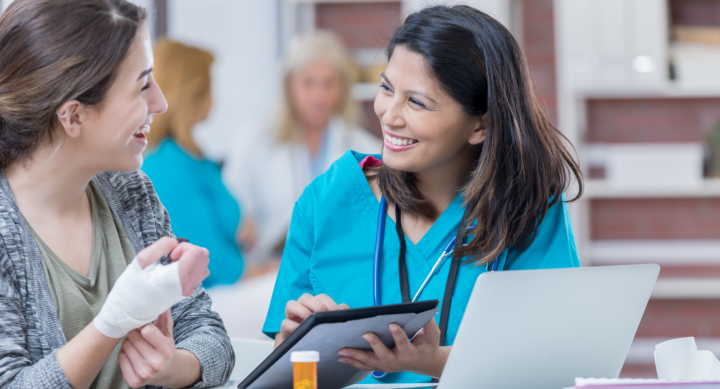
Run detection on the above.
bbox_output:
[165,0,280,161]
[555,0,720,378]
[5,0,720,379]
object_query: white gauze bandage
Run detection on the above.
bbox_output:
[93,258,186,338]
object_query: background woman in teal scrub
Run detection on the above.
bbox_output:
[143,39,244,288]
[264,5,585,384]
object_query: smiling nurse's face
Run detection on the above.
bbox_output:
[374,45,485,174]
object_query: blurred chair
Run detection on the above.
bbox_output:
[208,269,278,340]
[229,338,274,384]
[142,39,244,288]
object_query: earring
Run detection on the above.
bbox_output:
[57,109,69,119]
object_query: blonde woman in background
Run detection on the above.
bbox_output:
[143,39,245,288]
[223,30,380,273]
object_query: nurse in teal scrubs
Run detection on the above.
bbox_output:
[263,4,584,384]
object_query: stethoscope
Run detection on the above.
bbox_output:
[371,195,499,379]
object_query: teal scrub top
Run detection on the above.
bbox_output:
[142,138,244,288]
[263,150,580,384]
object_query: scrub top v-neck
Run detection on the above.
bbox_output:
[263,150,580,384]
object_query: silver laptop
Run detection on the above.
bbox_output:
[438,264,659,389]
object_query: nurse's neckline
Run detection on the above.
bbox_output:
[353,153,465,247]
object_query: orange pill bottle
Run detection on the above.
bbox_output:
[291,350,319,389]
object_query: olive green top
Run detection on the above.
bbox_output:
[27,182,137,389]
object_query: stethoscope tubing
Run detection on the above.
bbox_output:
[374,196,498,305]
[373,196,499,304]
[371,195,498,380]
[372,197,389,380]
[373,196,387,307]
[410,224,480,303]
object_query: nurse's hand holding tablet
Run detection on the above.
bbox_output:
[278,294,447,377]
[276,294,349,347]
[338,319,447,378]
[265,4,584,385]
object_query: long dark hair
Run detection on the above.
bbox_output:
[375,5,583,265]
[0,0,147,168]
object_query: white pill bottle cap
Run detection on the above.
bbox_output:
[291,350,320,363]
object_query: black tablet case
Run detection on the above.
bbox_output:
[238,300,440,389]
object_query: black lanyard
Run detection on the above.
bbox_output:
[394,205,471,348]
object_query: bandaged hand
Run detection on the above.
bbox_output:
[94,237,210,338]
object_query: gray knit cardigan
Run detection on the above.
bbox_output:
[0,170,234,388]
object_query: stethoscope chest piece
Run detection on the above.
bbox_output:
[371,371,388,379]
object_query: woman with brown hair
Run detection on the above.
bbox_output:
[264,4,583,385]
[0,1,233,388]
[143,39,245,288]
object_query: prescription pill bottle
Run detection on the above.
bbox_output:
[291,350,319,389]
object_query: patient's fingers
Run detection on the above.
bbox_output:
[174,244,210,296]
[135,237,178,269]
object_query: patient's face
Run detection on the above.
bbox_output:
[81,27,168,172]
[288,59,343,129]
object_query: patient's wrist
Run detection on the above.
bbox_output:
[146,349,201,388]
[94,258,186,338]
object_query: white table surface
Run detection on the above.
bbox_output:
[213,383,439,388]
[346,384,439,388]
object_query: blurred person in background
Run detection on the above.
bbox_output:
[143,39,244,288]
[223,30,381,275]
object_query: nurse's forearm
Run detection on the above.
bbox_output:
[56,322,121,389]
[415,346,451,379]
